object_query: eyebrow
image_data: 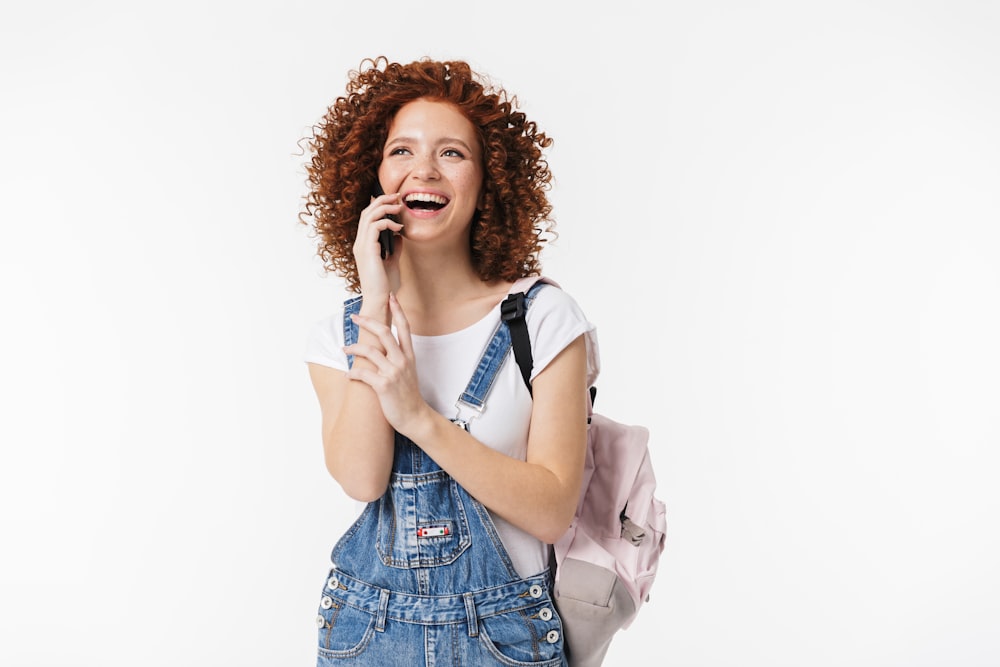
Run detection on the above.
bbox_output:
[385,136,477,153]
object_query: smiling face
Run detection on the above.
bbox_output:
[377,98,484,248]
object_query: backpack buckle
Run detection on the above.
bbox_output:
[501,293,526,322]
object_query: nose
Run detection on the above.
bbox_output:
[410,153,440,181]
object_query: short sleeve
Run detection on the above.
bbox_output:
[525,286,600,387]
[304,308,349,372]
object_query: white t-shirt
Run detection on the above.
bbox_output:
[304,283,600,578]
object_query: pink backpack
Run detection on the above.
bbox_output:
[503,277,668,667]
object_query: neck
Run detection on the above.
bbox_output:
[392,244,513,336]
[396,249,483,309]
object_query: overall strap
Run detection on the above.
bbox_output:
[343,295,363,369]
[457,278,550,410]
[340,278,550,410]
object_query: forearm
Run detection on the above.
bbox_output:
[334,301,589,533]
[323,381,395,502]
[403,409,586,544]
[316,298,396,501]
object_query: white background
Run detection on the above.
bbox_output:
[2,1,998,665]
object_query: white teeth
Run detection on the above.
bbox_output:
[405,193,448,205]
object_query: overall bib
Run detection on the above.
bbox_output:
[315,288,566,666]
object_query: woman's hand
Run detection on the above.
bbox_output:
[354,192,404,299]
[343,293,430,435]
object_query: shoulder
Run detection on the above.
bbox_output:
[524,280,601,386]
[528,281,587,317]
[303,303,350,371]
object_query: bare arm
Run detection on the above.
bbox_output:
[306,301,394,502]
[346,294,589,544]
[307,193,405,502]
[406,336,589,543]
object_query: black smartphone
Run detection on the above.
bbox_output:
[371,180,397,259]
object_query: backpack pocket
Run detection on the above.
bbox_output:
[554,558,636,667]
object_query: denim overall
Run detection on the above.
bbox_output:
[316,287,566,666]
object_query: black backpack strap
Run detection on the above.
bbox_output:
[501,291,534,396]
[502,284,599,413]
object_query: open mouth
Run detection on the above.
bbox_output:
[404,192,449,212]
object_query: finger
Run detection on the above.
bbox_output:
[343,364,387,390]
[342,342,391,375]
[357,197,404,241]
[369,210,404,230]
[370,190,401,205]
[350,312,390,338]
[388,293,415,361]
[350,314,405,364]
[367,194,404,225]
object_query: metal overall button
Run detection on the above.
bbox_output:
[320,596,334,610]
[546,630,560,644]
[539,607,553,621]
[315,615,326,628]
[528,584,543,599]
[326,575,339,590]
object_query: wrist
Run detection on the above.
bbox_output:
[358,295,390,321]
[399,403,443,446]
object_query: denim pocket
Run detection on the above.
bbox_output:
[478,604,565,666]
[376,470,472,568]
[316,593,375,659]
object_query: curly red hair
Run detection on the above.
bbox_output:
[299,56,555,293]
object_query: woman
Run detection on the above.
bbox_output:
[301,56,599,666]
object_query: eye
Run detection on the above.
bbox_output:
[442,148,465,158]
[388,147,411,156]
